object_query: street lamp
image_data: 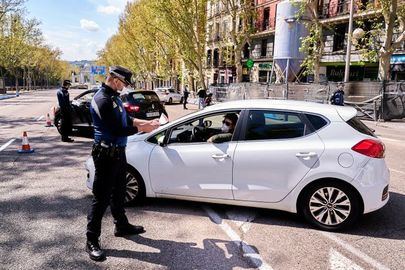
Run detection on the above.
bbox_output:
[344,0,355,83]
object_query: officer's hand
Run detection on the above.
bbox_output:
[135,119,160,133]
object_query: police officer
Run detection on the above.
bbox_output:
[86,66,159,261]
[57,80,74,142]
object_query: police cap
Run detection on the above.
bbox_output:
[63,80,71,86]
[109,66,132,86]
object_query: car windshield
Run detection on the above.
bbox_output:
[127,92,160,103]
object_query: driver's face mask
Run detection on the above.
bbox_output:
[221,124,230,133]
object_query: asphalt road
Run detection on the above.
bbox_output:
[0,89,404,270]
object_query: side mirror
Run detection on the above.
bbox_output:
[204,120,212,128]
[157,135,166,147]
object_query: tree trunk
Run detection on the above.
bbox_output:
[235,52,243,83]
[378,52,391,81]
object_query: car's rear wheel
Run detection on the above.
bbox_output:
[300,181,361,231]
[125,166,146,204]
[168,97,172,104]
[180,97,184,104]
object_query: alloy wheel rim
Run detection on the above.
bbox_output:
[309,187,351,226]
[125,172,139,202]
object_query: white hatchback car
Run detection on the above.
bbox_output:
[85,100,389,231]
[154,87,183,104]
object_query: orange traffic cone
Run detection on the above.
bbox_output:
[45,113,53,127]
[18,131,35,154]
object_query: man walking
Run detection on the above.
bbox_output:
[86,66,159,261]
[183,85,189,110]
[56,80,74,142]
[197,87,207,109]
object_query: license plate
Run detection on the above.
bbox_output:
[146,112,159,117]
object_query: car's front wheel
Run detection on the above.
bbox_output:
[168,97,172,104]
[54,113,62,135]
[180,97,184,104]
[125,166,146,204]
[300,181,362,231]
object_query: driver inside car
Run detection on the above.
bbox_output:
[207,113,238,143]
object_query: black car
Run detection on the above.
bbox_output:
[54,89,167,137]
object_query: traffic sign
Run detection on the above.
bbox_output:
[91,66,106,75]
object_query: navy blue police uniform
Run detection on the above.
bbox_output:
[86,82,138,242]
[57,81,73,141]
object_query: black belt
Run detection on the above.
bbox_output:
[92,142,125,158]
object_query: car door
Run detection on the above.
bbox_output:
[148,111,241,199]
[232,110,325,203]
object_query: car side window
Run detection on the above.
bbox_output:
[244,110,309,140]
[168,111,240,144]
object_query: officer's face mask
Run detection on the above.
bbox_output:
[113,78,125,92]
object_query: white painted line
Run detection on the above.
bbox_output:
[0,139,16,152]
[390,168,405,175]
[329,248,364,270]
[37,115,44,121]
[320,231,389,270]
[226,210,256,233]
[204,207,273,270]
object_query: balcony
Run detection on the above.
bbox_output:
[319,0,377,20]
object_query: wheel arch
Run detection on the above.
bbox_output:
[296,177,365,216]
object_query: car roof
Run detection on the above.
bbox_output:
[201,99,356,122]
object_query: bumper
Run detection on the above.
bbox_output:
[352,158,390,214]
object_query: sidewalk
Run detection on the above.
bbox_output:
[0,94,17,100]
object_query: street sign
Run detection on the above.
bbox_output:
[246,59,254,69]
[91,66,106,75]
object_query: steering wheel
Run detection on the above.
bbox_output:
[191,126,203,141]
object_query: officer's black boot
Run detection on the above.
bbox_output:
[86,239,106,261]
[114,223,145,237]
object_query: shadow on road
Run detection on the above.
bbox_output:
[107,236,259,269]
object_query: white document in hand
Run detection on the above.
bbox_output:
[159,113,169,125]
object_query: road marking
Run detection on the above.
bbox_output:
[0,139,16,152]
[226,210,256,233]
[37,115,44,121]
[390,168,405,175]
[204,207,273,270]
[329,248,364,270]
[319,231,389,270]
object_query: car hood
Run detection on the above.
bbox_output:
[128,132,149,143]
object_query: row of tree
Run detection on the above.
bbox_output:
[99,0,403,88]
[0,0,70,91]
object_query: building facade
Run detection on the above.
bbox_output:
[205,0,405,84]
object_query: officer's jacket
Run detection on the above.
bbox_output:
[90,83,138,146]
[57,88,71,111]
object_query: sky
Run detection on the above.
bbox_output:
[25,0,132,61]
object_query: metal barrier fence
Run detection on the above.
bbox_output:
[209,82,405,121]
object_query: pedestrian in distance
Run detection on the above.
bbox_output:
[183,85,189,110]
[205,93,213,107]
[330,82,345,106]
[57,80,74,142]
[86,66,160,261]
[197,87,207,109]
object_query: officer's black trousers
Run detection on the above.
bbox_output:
[86,147,128,241]
[60,110,72,139]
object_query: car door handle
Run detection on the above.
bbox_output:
[296,152,317,158]
[212,154,230,159]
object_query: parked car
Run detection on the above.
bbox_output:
[85,99,389,231]
[154,87,183,104]
[54,89,167,137]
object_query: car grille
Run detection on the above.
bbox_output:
[382,185,389,201]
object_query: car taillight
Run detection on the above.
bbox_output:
[351,139,385,158]
[123,103,140,113]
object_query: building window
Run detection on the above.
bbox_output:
[333,24,347,52]
[207,50,212,66]
[263,7,270,31]
[261,39,267,57]
[213,49,219,67]
[243,43,250,59]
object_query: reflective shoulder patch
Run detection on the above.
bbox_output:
[91,98,102,119]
